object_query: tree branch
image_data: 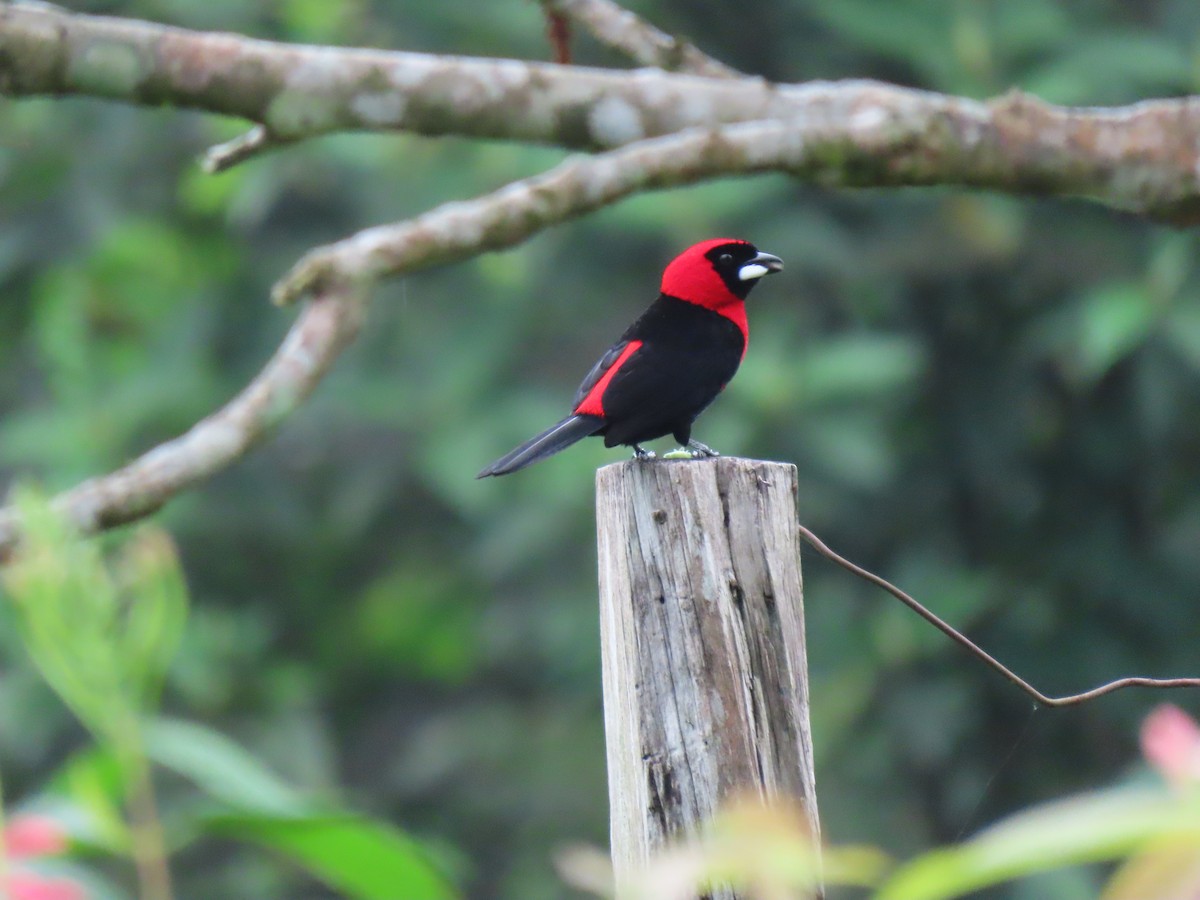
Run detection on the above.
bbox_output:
[0,1,785,149]
[540,0,742,78]
[797,524,1200,708]
[201,125,282,173]
[7,4,1200,224]
[275,122,803,304]
[274,103,1200,306]
[543,6,572,65]
[0,287,366,560]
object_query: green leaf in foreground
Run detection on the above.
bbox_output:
[142,718,459,899]
[142,718,307,818]
[206,813,459,900]
[877,787,1200,900]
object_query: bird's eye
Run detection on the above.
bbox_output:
[718,253,733,265]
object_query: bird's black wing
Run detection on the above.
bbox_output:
[571,340,632,412]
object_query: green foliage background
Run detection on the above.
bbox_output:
[3,0,1200,897]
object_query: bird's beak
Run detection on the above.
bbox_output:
[737,252,785,281]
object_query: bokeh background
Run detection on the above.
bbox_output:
[3,0,1200,897]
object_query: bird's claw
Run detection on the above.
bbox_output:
[632,445,657,461]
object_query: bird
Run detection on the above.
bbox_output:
[477,238,783,478]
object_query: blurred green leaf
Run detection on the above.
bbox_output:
[3,486,132,742]
[798,411,897,489]
[2,489,189,749]
[805,0,953,83]
[206,812,459,900]
[1074,282,1157,382]
[118,530,188,709]
[54,748,130,854]
[1163,303,1200,371]
[143,718,308,818]
[349,567,481,683]
[795,334,925,405]
[991,3,1071,58]
[877,788,1200,900]
[1022,33,1192,103]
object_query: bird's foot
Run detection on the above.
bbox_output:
[632,444,657,461]
[686,439,720,458]
[661,448,692,460]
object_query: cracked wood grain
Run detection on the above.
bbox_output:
[596,457,820,897]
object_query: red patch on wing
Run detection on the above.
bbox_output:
[574,340,643,417]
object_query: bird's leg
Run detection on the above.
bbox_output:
[631,444,657,461]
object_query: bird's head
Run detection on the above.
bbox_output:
[660,239,784,310]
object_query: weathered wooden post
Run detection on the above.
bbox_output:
[596,456,821,895]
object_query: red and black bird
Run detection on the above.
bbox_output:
[477,239,783,477]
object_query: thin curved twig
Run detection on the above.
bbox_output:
[540,0,742,78]
[797,524,1200,708]
[544,6,572,64]
[0,287,367,560]
[201,125,285,173]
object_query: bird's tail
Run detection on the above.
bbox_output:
[477,414,605,478]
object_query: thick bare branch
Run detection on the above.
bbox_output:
[7,4,1200,225]
[275,102,1200,305]
[541,0,742,78]
[0,1,786,149]
[0,288,366,559]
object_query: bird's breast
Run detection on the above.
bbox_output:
[638,295,747,367]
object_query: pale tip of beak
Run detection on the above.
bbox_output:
[738,252,784,280]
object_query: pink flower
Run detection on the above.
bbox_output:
[1,815,86,900]
[5,817,68,859]
[9,871,85,900]
[1141,704,1200,786]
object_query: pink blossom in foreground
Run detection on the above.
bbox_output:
[4,816,68,859]
[1140,704,1200,786]
[8,871,85,900]
[2,815,86,900]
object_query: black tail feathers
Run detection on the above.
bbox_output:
[476,414,605,478]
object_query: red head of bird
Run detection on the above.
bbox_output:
[660,239,784,313]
